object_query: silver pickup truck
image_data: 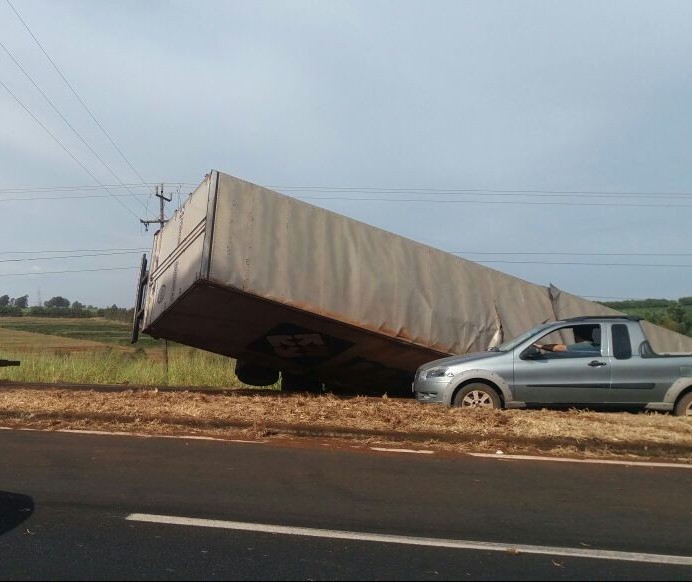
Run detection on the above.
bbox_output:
[413,316,692,416]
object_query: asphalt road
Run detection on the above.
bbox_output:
[1,429,691,581]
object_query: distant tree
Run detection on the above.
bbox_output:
[97,305,134,323]
[602,298,674,310]
[27,306,90,318]
[13,295,29,309]
[44,296,70,308]
[660,303,691,335]
[0,295,9,307]
[71,301,85,309]
[678,297,692,306]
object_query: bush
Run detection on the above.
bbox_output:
[27,306,91,318]
[601,298,674,310]
[0,306,23,316]
[96,306,134,323]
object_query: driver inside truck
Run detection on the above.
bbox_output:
[534,325,601,354]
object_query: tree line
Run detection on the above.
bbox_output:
[0,292,690,335]
[0,294,133,323]
[600,298,691,336]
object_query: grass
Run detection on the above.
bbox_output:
[0,389,689,463]
[0,316,267,388]
[0,348,260,388]
[0,316,690,463]
[0,316,161,348]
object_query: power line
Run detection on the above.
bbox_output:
[296,196,692,208]
[5,0,155,196]
[0,37,146,210]
[0,78,140,219]
[272,185,692,198]
[0,246,149,255]
[0,266,138,277]
[0,183,186,194]
[0,194,152,202]
[2,246,690,260]
[0,257,689,271]
[7,256,692,267]
[2,190,691,209]
[2,182,692,199]
[0,250,149,263]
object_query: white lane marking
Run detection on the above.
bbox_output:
[370,447,434,454]
[125,513,692,566]
[469,452,692,469]
[1,425,689,468]
[0,426,264,443]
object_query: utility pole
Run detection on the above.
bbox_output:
[140,184,172,231]
[139,184,173,384]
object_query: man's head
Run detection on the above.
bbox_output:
[573,326,596,344]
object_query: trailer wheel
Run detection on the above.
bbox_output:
[453,382,501,410]
[234,359,279,387]
[673,391,692,417]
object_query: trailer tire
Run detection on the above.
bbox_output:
[673,391,692,417]
[234,360,279,387]
[453,382,501,410]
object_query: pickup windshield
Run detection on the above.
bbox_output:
[496,323,553,352]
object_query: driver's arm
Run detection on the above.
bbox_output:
[534,343,567,352]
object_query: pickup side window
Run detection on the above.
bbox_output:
[533,324,602,358]
[612,324,632,360]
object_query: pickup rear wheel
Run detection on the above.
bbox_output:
[673,392,692,417]
[453,382,501,410]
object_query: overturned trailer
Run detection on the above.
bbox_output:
[131,170,692,394]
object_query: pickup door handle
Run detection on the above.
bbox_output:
[588,360,607,367]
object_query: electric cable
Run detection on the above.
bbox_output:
[5,0,155,196]
[0,78,140,219]
[0,38,147,209]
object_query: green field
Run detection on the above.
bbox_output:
[0,316,162,348]
[0,316,265,389]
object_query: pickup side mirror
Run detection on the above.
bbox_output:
[521,345,543,360]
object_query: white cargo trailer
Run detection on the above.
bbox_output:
[132,170,692,393]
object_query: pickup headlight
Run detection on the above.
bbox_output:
[425,367,454,379]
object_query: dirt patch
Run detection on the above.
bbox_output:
[0,385,690,463]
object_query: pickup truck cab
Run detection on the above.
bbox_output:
[413,316,692,416]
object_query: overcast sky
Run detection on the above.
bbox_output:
[1,0,691,308]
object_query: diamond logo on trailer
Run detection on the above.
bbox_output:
[247,323,353,366]
[267,333,328,358]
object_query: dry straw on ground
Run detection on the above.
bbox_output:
[1,386,690,464]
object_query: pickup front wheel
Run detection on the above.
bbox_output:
[453,382,501,410]
[673,392,692,417]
